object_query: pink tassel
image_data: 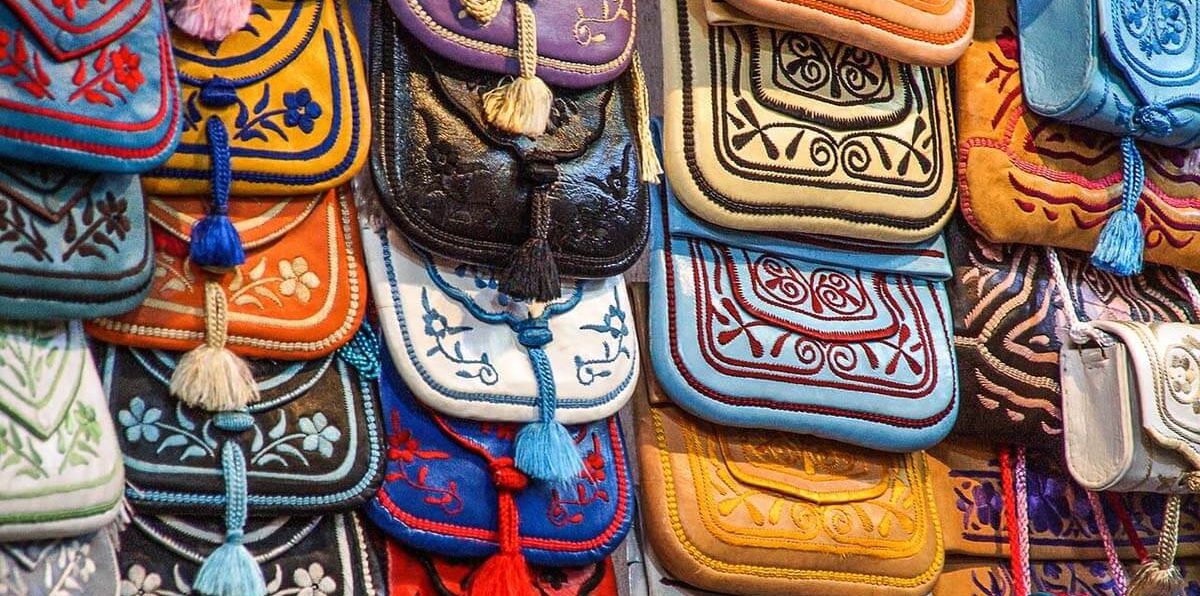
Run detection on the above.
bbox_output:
[169,0,252,41]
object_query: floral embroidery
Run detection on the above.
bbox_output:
[50,0,106,22]
[419,288,499,385]
[571,0,629,46]
[0,533,98,595]
[383,411,462,514]
[121,561,346,596]
[121,564,167,596]
[278,257,320,304]
[574,286,632,385]
[547,431,610,526]
[290,563,336,596]
[0,399,100,480]
[69,44,144,106]
[216,84,326,143]
[0,30,52,100]
[282,89,323,134]
[453,263,520,307]
[1166,336,1200,411]
[1123,0,1190,56]
[154,254,325,310]
[0,190,132,263]
[298,413,341,458]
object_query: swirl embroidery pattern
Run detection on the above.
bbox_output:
[1122,0,1191,57]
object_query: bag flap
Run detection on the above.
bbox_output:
[368,355,634,567]
[1016,0,1098,118]
[1096,0,1200,107]
[147,193,323,248]
[0,527,119,595]
[661,0,956,242]
[1,0,154,60]
[365,225,638,424]
[87,186,368,360]
[119,512,383,595]
[1060,343,1141,490]
[632,389,942,595]
[144,0,369,195]
[386,0,634,88]
[385,541,618,596]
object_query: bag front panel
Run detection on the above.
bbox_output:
[960,0,1200,270]
[386,541,619,596]
[0,528,119,595]
[933,558,1164,595]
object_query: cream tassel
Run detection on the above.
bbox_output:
[482,1,552,138]
[1130,492,1187,596]
[461,0,503,24]
[170,279,260,412]
[630,52,662,184]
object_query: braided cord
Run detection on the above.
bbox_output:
[1013,447,1032,594]
[1088,490,1130,594]
[203,279,230,349]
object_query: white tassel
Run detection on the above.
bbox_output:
[169,280,259,412]
[481,1,553,138]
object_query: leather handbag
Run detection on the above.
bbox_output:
[0,528,120,594]
[371,14,652,302]
[117,512,385,596]
[960,0,1200,277]
[386,540,619,596]
[661,0,957,240]
[362,215,638,484]
[97,325,383,596]
[366,353,635,583]
[711,0,974,66]
[0,163,154,320]
[928,438,1200,560]
[141,0,369,197]
[0,0,181,173]
[633,289,945,596]
[650,130,958,452]
[0,320,123,542]
[947,218,1200,451]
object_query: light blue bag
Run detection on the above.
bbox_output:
[648,122,958,452]
[1019,0,1200,275]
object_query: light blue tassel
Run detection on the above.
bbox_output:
[194,418,265,596]
[1091,137,1146,276]
[513,317,583,485]
[190,117,245,269]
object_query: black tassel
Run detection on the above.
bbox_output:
[502,160,561,302]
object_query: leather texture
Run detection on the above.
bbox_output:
[363,221,638,424]
[633,287,944,596]
[947,218,1200,451]
[98,340,384,514]
[117,512,385,596]
[651,137,959,451]
[958,0,1200,272]
[932,558,1199,595]
[387,0,634,87]
[929,438,1200,559]
[366,354,635,567]
[0,321,123,541]
[1018,0,1200,147]
[714,0,974,66]
[0,528,119,595]
[371,15,649,279]
[86,186,367,360]
[0,163,153,320]
[386,540,619,596]
[661,0,957,240]
[0,0,180,173]
[142,0,369,196]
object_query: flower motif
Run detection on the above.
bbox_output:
[111,45,144,93]
[98,192,132,239]
[971,482,1004,530]
[279,257,320,304]
[120,564,162,596]
[293,562,336,596]
[117,397,161,444]
[283,89,323,134]
[1026,473,1072,537]
[601,305,628,339]
[423,307,451,339]
[299,413,341,458]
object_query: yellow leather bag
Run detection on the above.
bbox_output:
[142,0,369,196]
[632,287,943,596]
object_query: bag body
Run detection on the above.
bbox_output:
[933,558,1186,595]
[0,163,153,319]
[0,528,120,595]
[0,320,123,541]
[661,0,957,240]
[386,540,619,596]
[0,0,180,172]
[142,0,369,196]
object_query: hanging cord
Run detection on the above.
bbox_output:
[192,82,247,270]
[1092,136,1147,276]
[501,159,561,302]
[170,279,260,411]
[629,52,661,184]
[1000,446,1030,596]
[481,1,553,137]
[511,315,583,484]
[1045,248,1114,348]
[1177,272,1200,320]
[1131,494,1187,596]
[1088,490,1131,595]
[1013,448,1033,594]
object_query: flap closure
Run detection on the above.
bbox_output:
[2,0,153,60]
[125,347,332,409]
[717,430,894,503]
[134,514,323,564]
[1097,0,1200,107]
[147,194,322,249]
[171,0,321,85]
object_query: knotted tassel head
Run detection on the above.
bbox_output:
[191,115,246,270]
[511,316,583,484]
[1130,493,1186,596]
[470,458,534,596]
[482,1,552,138]
[170,280,260,411]
[169,0,252,41]
[1092,137,1146,276]
[501,161,561,302]
[194,435,267,596]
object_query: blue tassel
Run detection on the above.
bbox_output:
[512,316,583,485]
[194,439,265,596]
[191,116,245,269]
[1091,137,1146,277]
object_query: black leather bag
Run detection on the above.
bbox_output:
[370,12,651,301]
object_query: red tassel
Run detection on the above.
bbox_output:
[469,551,533,596]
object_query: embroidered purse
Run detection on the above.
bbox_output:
[371,14,652,302]
[0,321,123,541]
[366,353,635,589]
[141,0,369,197]
[661,0,957,240]
[633,287,945,596]
[98,326,383,596]
[934,559,1149,595]
[960,0,1200,277]
[0,0,180,173]
[708,0,975,66]
[362,215,637,484]
[650,127,958,451]
[0,529,120,594]
[117,512,385,596]
[947,218,1200,451]
[386,540,619,596]
[0,164,154,320]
